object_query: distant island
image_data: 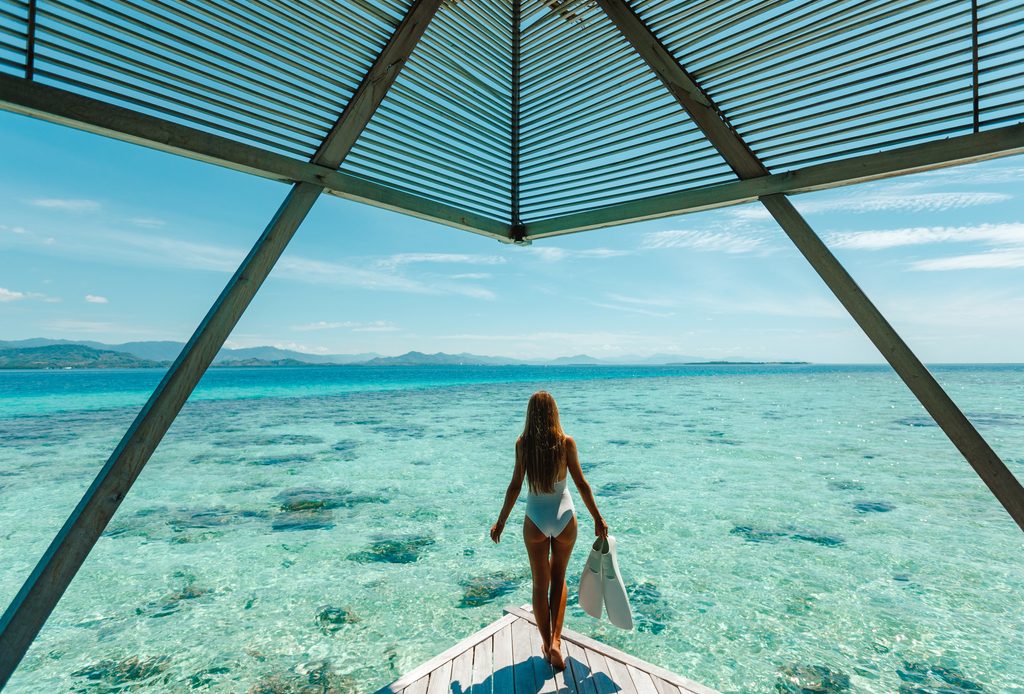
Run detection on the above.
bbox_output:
[0,339,808,370]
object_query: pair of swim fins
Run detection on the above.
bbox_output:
[578,535,633,630]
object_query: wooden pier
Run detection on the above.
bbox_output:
[376,605,719,694]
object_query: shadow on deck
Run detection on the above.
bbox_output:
[376,604,719,694]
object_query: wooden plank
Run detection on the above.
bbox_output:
[404,676,430,694]
[511,615,539,694]
[560,640,589,694]
[652,677,681,694]
[604,656,639,694]
[426,660,454,694]
[580,649,618,694]
[504,606,719,694]
[379,613,518,693]
[471,638,493,694]
[450,646,475,694]
[627,664,661,694]
[0,75,511,240]
[595,0,1024,534]
[493,623,514,694]
[521,124,1024,239]
[526,614,558,693]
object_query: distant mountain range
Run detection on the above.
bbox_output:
[0,339,802,369]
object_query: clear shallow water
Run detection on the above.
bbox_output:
[1,364,1022,693]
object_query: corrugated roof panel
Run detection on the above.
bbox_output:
[0,0,28,77]
[342,0,514,222]
[634,0,983,171]
[517,0,735,223]
[978,0,1024,129]
[25,0,410,158]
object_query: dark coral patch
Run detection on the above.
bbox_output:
[827,480,865,491]
[790,531,845,547]
[598,481,647,497]
[730,526,789,543]
[854,501,895,513]
[316,605,360,633]
[251,453,314,466]
[72,655,172,688]
[897,661,984,692]
[332,439,359,460]
[347,536,434,564]
[731,525,845,547]
[776,664,851,693]
[458,571,525,608]
[272,509,335,532]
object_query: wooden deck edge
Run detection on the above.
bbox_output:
[373,612,519,693]
[503,604,721,694]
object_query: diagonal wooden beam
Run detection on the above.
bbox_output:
[0,1,444,686]
[597,0,1024,532]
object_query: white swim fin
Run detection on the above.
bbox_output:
[577,536,604,619]
[600,535,633,630]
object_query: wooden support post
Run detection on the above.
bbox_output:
[597,0,1024,531]
[0,0,444,686]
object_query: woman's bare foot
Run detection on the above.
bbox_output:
[548,640,565,671]
[540,642,551,663]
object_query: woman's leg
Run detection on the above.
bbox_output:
[547,515,578,669]
[523,516,553,653]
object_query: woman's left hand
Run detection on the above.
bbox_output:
[490,519,505,543]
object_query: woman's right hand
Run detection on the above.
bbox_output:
[595,516,609,538]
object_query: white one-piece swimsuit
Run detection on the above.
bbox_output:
[525,477,575,537]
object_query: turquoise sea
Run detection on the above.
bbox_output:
[1,364,1022,693]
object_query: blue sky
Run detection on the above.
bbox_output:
[1,111,1023,362]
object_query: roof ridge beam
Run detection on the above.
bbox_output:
[596,0,1024,532]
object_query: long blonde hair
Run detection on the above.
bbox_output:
[520,391,565,494]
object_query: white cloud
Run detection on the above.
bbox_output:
[605,293,675,308]
[0,287,59,303]
[450,273,492,280]
[21,227,494,299]
[127,217,166,228]
[270,342,331,355]
[591,302,674,318]
[731,191,1010,222]
[293,320,400,332]
[911,248,1024,271]
[520,246,568,262]
[85,294,109,304]
[808,191,1010,215]
[0,224,27,234]
[578,248,632,258]
[517,246,630,262]
[917,163,1024,185]
[376,253,506,270]
[827,223,1024,250]
[642,229,770,254]
[29,198,101,212]
[276,256,494,299]
[45,320,114,332]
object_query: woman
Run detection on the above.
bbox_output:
[490,391,608,671]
